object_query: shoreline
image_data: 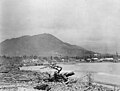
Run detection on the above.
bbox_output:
[20,63,120,85]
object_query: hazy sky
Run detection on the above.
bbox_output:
[1,0,120,53]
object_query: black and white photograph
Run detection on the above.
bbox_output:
[0,0,120,91]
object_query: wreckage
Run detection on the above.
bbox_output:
[43,64,75,83]
[34,64,75,91]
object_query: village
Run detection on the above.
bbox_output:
[0,53,120,67]
[1,53,119,66]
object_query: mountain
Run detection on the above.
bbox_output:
[0,33,94,57]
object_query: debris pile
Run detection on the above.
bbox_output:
[0,64,118,91]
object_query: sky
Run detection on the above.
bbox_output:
[0,0,120,53]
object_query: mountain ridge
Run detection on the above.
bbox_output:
[0,33,94,57]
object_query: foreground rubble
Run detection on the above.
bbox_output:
[0,64,118,91]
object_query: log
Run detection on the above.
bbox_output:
[34,84,51,91]
[64,72,75,77]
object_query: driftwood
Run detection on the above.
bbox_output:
[43,64,75,83]
[33,64,75,91]
[34,84,51,91]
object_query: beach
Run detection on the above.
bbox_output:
[21,63,120,85]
